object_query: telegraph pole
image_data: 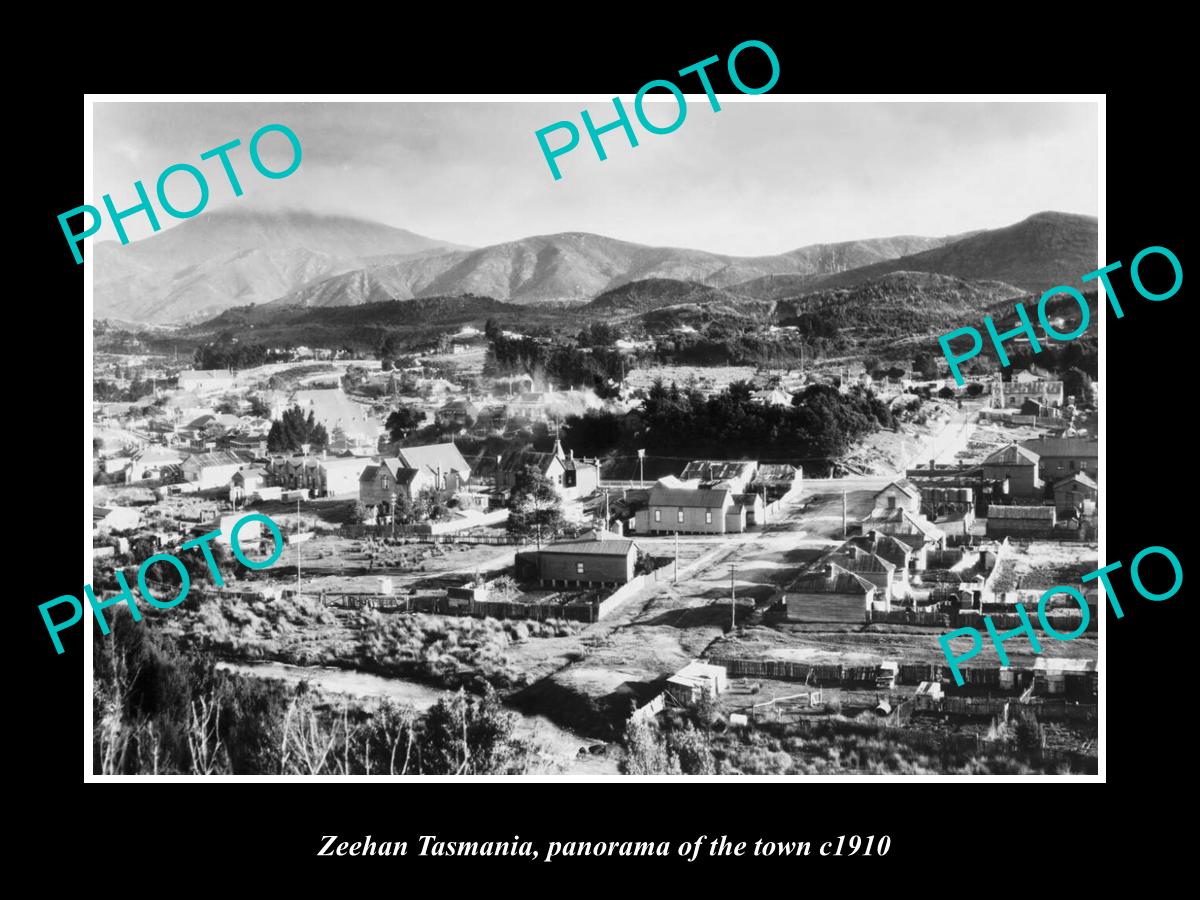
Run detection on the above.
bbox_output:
[842,489,848,538]
[674,532,679,583]
[730,563,736,630]
[295,496,302,602]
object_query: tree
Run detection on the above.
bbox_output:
[505,464,564,548]
[418,687,528,775]
[414,486,449,522]
[266,406,329,453]
[378,334,403,360]
[620,718,680,775]
[385,406,426,442]
[965,382,985,397]
[1063,366,1094,404]
[248,394,272,418]
[913,351,939,380]
[938,386,955,399]
[668,722,716,774]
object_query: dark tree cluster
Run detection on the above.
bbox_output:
[193,341,271,371]
[266,406,329,452]
[562,379,893,468]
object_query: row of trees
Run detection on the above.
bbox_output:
[563,379,895,466]
[192,340,272,371]
[354,485,451,526]
[94,378,158,403]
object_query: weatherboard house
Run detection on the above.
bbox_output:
[522,537,639,588]
[784,562,882,623]
[358,459,418,518]
[635,484,745,535]
[982,444,1042,499]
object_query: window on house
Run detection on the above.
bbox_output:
[705,511,712,524]
[677,510,685,523]
[382,476,389,490]
[654,510,661,522]
[576,562,585,574]
[888,496,896,509]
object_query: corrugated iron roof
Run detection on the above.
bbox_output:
[1020,437,1098,458]
[539,539,636,556]
[648,486,732,508]
[988,505,1055,520]
[984,444,1040,466]
[790,562,876,595]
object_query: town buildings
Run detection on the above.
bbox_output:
[990,376,1064,410]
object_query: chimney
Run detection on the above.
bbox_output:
[567,448,574,461]
[929,458,935,471]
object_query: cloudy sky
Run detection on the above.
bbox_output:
[92,99,1098,255]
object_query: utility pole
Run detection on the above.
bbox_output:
[637,448,645,486]
[295,496,302,601]
[730,563,736,630]
[674,531,679,583]
[842,489,848,538]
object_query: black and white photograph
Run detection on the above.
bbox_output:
[83,96,1102,779]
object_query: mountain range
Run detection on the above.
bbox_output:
[92,208,464,324]
[93,208,1097,326]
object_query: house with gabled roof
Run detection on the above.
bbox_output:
[482,438,597,501]
[525,537,639,588]
[859,506,944,566]
[982,443,1042,499]
[679,460,758,493]
[359,459,419,519]
[751,463,802,500]
[1052,472,1098,516]
[180,449,249,489]
[784,561,880,623]
[1019,436,1098,482]
[395,442,471,493]
[635,483,743,534]
[845,530,914,593]
[986,505,1056,538]
[873,479,921,515]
